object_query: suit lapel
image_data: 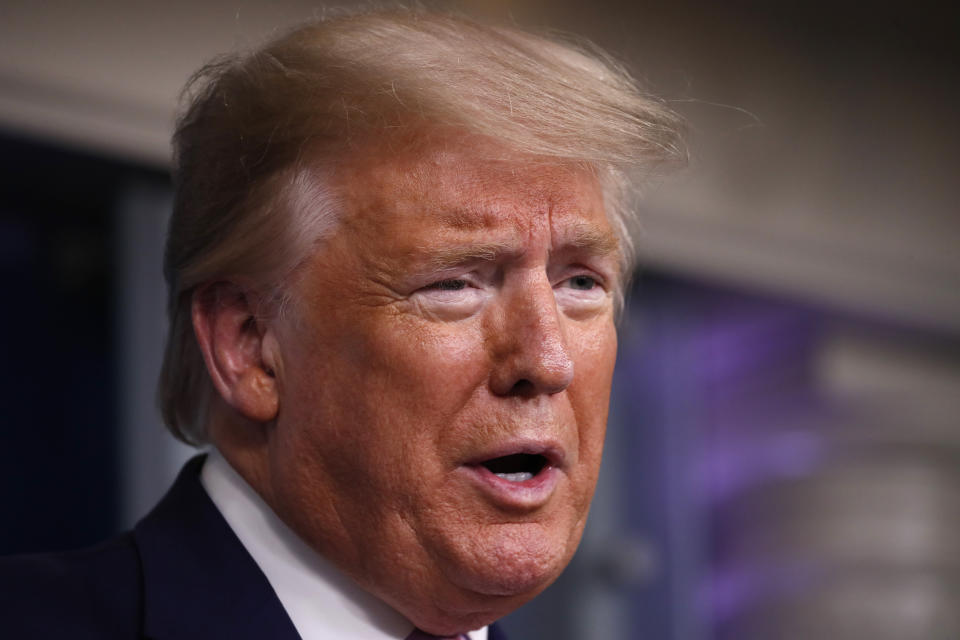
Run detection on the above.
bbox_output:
[134,456,301,640]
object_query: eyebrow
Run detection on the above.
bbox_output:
[422,241,517,270]
[561,224,620,257]
[419,225,621,271]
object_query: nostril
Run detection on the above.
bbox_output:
[508,379,536,397]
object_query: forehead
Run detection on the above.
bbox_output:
[332,133,614,243]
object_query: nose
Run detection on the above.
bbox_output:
[488,278,575,397]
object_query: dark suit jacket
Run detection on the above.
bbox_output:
[0,456,509,639]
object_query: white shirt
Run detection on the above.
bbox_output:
[201,450,488,640]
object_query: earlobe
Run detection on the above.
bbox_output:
[233,368,279,422]
[191,283,281,423]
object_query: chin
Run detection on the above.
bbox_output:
[400,522,580,634]
[410,555,563,636]
[368,520,587,636]
[447,520,581,599]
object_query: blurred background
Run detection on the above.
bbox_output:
[1,1,958,638]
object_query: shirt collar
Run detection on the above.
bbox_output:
[201,449,488,640]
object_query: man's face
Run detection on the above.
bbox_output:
[264,134,620,631]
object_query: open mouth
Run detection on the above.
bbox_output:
[480,453,549,483]
[462,446,563,507]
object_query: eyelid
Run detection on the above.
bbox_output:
[553,266,610,291]
[423,278,469,290]
[414,261,500,292]
[422,273,482,291]
[411,273,488,321]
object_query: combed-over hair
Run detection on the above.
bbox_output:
[159,7,685,445]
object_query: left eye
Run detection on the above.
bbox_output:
[566,275,597,290]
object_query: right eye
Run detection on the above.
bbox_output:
[414,277,487,320]
[426,279,469,291]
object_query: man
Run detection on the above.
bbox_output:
[2,8,683,639]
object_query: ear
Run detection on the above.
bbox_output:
[191,282,280,423]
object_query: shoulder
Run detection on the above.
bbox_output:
[0,533,141,638]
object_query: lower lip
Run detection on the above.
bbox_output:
[459,464,562,510]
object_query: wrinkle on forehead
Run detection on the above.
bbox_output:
[340,128,599,200]
[332,130,618,258]
[423,166,610,246]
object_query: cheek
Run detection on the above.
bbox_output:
[268,315,496,565]
[578,317,618,375]
[283,314,489,475]
[360,316,489,419]
[571,317,617,397]
[570,321,617,474]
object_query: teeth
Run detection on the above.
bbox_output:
[496,471,534,483]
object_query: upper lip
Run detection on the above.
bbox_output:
[464,440,567,471]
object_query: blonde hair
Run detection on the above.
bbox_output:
[160,7,685,444]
